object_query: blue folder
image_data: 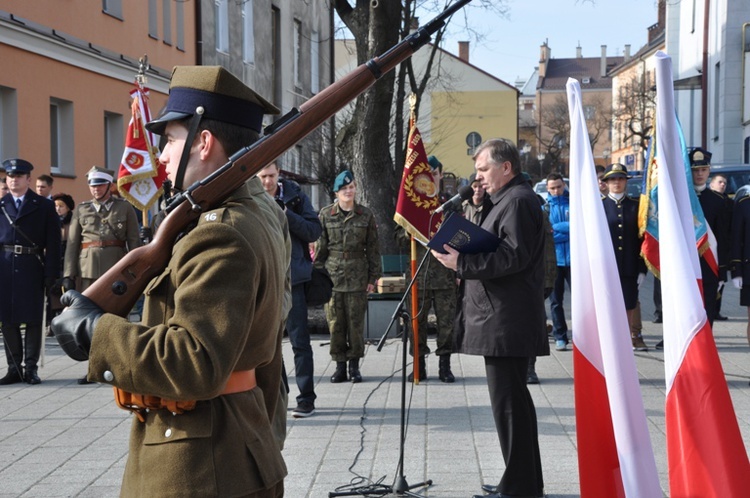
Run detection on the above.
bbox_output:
[426,214,500,254]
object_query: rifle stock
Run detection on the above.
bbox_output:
[83,0,472,316]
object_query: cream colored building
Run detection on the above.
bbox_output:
[335,40,518,179]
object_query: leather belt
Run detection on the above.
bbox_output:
[329,249,366,259]
[3,244,40,255]
[113,369,257,422]
[81,240,126,249]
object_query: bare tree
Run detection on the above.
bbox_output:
[613,73,656,151]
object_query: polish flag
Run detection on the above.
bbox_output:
[654,51,750,498]
[567,78,661,497]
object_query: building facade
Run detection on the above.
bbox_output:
[0,0,195,203]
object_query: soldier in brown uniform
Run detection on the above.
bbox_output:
[51,66,289,497]
[315,170,382,383]
[62,167,141,292]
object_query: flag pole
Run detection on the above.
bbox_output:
[408,93,421,383]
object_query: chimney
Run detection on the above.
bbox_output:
[600,45,607,77]
[576,43,582,58]
[624,44,631,61]
[538,41,550,78]
[458,41,470,63]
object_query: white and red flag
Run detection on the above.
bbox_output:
[567,78,661,497]
[117,82,167,212]
[654,50,750,497]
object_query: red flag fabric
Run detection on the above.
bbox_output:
[393,125,441,244]
[654,50,750,498]
[117,83,167,211]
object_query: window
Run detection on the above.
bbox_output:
[242,0,255,64]
[215,0,229,53]
[294,19,302,88]
[310,30,320,94]
[102,0,123,19]
[288,145,303,175]
[583,106,595,120]
[0,87,18,161]
[162,0,172,46]
[272,7,281,107]
[176,0,185,50]
[50,98,74,175]
[148,0,158,38]
[104,112,124,171]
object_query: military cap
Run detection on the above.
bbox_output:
[2,158,34,175]
[333,170,354,193]
[87,166,114,186]
[146,66,281,135]
[427,155,443,172]
[688,147,712,169]
[602,163,628,181]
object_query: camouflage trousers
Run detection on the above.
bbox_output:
[325,291,367,362]
[409,288,456,357]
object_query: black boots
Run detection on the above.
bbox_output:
[348,359,362,383]
[438,355,455,383]
[526,357,539,385]
[330,361,347,383]
[408,356,427,382]
[24,367,41,385]
[0,368,24,385]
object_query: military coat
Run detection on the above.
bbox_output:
[602,194,647,278]
[696,187,731,279]
[0,191,61,324]
[315,202,382,292]
[87,179,288,497]
[64,196,141,280]
[731,194,750,282]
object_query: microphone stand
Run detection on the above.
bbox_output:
[328,211,459,497]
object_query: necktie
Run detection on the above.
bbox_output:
[16,198,21,210]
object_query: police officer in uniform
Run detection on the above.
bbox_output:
[602,164,648,350]
[0,159,61,385]
[315,170,382,383]
[63,167,141,292]
[407,155,457,383]
[51,66,289,496]
[690,147,730,326]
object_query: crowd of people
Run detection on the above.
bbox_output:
[1,63,746,497]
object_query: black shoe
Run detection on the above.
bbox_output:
[24,370,41,385]
[408,356,427,382]
[77,375,95,385]
[292,401,315,418]
[438,355,455,383]
[653,316,663,324]
[330,362,348,383]
[348,359,362,383]
[715,313,728,321]
[0,369,24,385]
[655,340,664,350]
[526,369,540,385]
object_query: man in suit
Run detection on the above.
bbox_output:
[433,138,547,498]
[51,66,289,496]
[690,147,730,326]
[0,159,61,385]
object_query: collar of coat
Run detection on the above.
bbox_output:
[330,202,363,217]
[489,173,528,205]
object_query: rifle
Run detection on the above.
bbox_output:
[83,0,473,317]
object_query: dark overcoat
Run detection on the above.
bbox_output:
[602,195,646,278]
[0,191,61,324]
[697,187,731,278]
[454,174,548,358]
[730,195,750,282]
[87,179,288,496]
[277,178,321,285]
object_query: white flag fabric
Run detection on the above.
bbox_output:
[654,50,750,498]
[567,78,661,497]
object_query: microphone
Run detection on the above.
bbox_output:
[434,185,474,214]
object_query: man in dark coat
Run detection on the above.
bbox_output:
[433,139,547,498]
[0,158,61,385]
[259,161,322,418]
[690,147,730,326]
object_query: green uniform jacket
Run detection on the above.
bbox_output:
[63,196,141,279]
[88,178,289,497]
[315,202,382,292]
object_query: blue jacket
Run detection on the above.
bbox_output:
[545,192,570,267]
[275,178,322,285]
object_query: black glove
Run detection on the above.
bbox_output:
[139,226,152,243]
[50,291,104,361]
[61,277,76,292]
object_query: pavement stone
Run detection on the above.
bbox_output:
[0,277,748,497]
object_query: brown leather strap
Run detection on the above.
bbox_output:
[82,240,126,249]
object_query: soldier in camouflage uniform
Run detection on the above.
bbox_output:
[315,171,382,383]
[408,155,457,383]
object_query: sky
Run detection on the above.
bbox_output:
[436,0,660,86]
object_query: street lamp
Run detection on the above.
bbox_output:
[537,153,546,179]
